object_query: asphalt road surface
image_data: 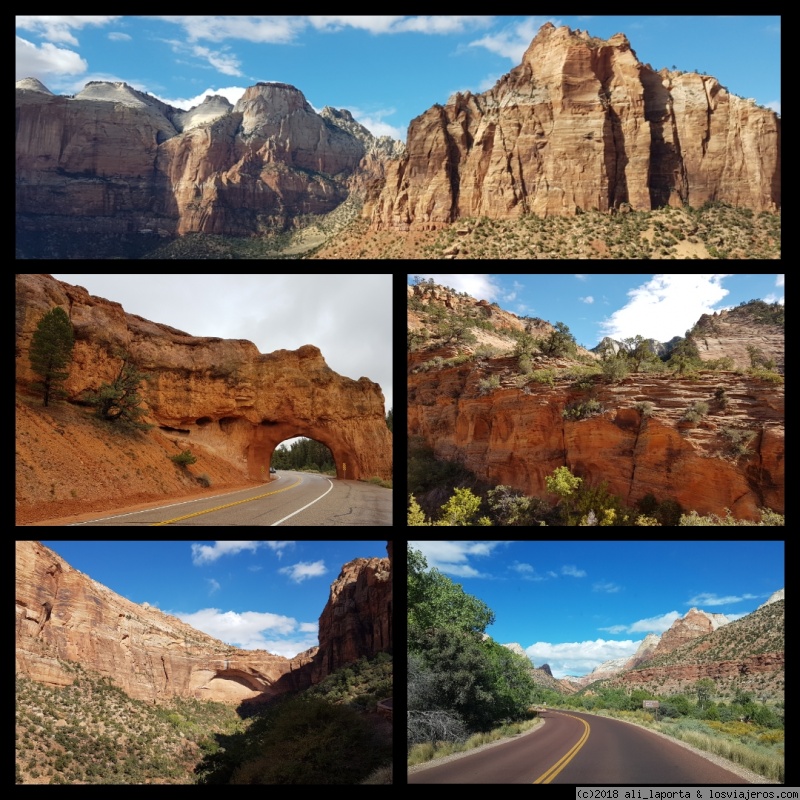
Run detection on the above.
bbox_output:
[409,710,751,784]
[69,471,392,526]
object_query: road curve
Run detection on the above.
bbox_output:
[68,471,392,526]
[409,710,751,784]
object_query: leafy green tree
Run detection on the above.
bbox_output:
[29,306,74,406]
[434,487,491,526]
[385,407,393,433]
[408,547,494,641]
[407,495,430,526]
[695,678,715,707]
[620,335,659,372]
[170,450,197,468]
[541,321,577,358]
[85,352,153,430]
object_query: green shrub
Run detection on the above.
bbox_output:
[169,450,197,467]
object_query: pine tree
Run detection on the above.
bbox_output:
[86,351,154,431]
[29,307,74,407]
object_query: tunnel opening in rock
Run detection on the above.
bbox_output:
[198,669,270,702]
[247,423,359,482]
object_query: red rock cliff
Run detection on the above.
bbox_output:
[15,541,305,704]
[15,274,392,482]
[373,24,780,229]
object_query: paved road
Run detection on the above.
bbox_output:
[70,471,392,526]
[409,710,751,784]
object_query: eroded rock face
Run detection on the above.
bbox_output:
[373,23,780,229]
[653,609,730,658]
[16,79,401,240]
[621,652,784,687]
[311,551,392,682]
[15,541,306,703]
[15,274,392,482]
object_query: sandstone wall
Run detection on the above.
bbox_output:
[373,24,780,229]
[15,274,392,482]
[409,353,783,519]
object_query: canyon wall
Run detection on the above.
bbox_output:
[373,23,780,229]
[409,351,783,519]
[16,541,392,704]
[16,80,401,243]
[15,274,391,482]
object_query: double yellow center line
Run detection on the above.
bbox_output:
[150,477,302,526]
[533,712,590,784]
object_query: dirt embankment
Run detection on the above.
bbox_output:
[15,394,260,525]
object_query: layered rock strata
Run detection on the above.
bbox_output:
[373,23,780,229]
[16,540,393,704]
[16,79,402,239]
[15,274,392,482]
[653,609,730,658]
[15,541,309,703]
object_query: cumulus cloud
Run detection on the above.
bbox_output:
[278,560,327,583]
[191,45,243,76]
[154,15,303,44]
[776,274,784,287]
[561,565,587,578]
[525,638,640,678]
[16,36,87,81]
[580,296,594,304]
[408,274,502,301]
[345,106,406,141]
[174,608,315,656]
[191,541,263,565]
[600,274,731,342]
[600,611,680,635]
[154,85,247,110]
[410,540,510,579]
[16,15,121,46]
[108,32,131,41]
[469,17,557,62]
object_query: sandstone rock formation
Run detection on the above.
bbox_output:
[15,274,392,482]
[16,79,403,246]
[309,542,393,683]
[15,541,307,703]
[373,23,780,229]
[408,283,783,520]
[652,609,730,659]
[759,588,785,609]
[16,540,392,704]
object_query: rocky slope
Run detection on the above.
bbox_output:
[652,609,730,659]
[15,79,402,250]
[372,24,780,230]
[408,283,784,520]
[16,540,392,705]
[15,275,391,502]
[616,599,784,700]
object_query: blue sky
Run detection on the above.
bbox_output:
[16,16,780,141]
[408,274,785,349]
[39,540,388,658]
[409,540,784,678]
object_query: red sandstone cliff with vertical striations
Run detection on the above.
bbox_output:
[372,24,780,229]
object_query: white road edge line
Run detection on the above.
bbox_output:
[270,479,334,526]
[68,475,283,525]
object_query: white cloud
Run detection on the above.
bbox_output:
[580,296,594,304]
[525,638,640,678]
[15,36,87,81]
[278,560,327,583]
[191,541,262,565]
[561,565,587,578]
[776,274,784,287]
[308,15,491,35]
[600,274,732,342]
[408,274,502,301]
[575,274,589,281]
[410,540,510,579]
[16,15,121,46]
[191,45,243,76]
[686,592,758,606]
[346,106,406,141]
[108,32,131,42]
[600,611,680,635]
[469,17,557,62]
[154,15,304,44]
[155,85,247,110]
[593,581,622,593]
[264,541,295,559]
[765,100,781,115]
[511,562,534,574]
[206,578,221,595]
[175,608,314,655]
